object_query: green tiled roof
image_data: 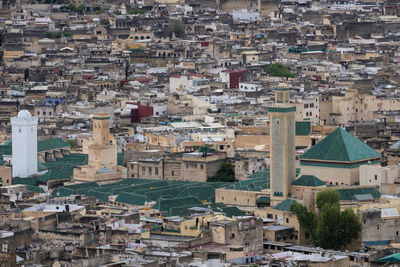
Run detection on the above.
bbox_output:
[115,192,147,205]
[38,161,47,171]
[256,196,270,204]
[84,190,109,202]
[301,128,380,162]
[53,182,100,197]
[337,187,381,201]
[273,198,297,212]
[292,175,325,187]
[26,185,45,193]
[37,169,70,183]
[51,187,74,197]
[38,138,70,152]
[153,196,202,212]
[145,185,187,201]
[206,203,244,217]
[13,177,38,186]
[296,121,311,136]
[176,185,215,202]
[5,138,70,155]
[221,206,244,217]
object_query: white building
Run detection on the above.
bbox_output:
[169,75,210,93]
[232,9,260,23]
[238,82,263,92]
[11,110,38,178]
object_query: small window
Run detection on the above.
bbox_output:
[276,119,280,125]
[375,175,378,180]
[155,167,159,176]
[286,218,289,223]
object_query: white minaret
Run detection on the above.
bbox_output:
[11,110,38,178]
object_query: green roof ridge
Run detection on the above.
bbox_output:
[292,175,325,187]
[273,198,297,212]
[339,129,351,162]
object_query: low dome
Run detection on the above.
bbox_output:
[17,110,32,118]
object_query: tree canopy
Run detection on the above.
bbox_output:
[168,20,185,38]
[290,189,361,250]
[207,162,236,182]
[316,189,340,209]
[264,63,294,78]
[128,8,147,15]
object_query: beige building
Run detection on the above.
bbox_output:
[294,94,320,125]
[0,166,12,187]
[215,188,270,207]
[74,113,127,184]
[167,94,215,116]
[125,150,226,182]
[360,165,400,194]
[320,89,400,125]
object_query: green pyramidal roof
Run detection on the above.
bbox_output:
[301,128,380,162]
[273,198,297,212]
[292,175,325,187]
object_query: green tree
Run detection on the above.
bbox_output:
[207,162,236,182]
[168,19,184,38]
[100,19,110,27]
[291,189,361,250]
[45,31,71,39]
[316,189,340,209]
[316,203,341,249]
[66,139,78,150]
[264,63,294,78]
[290,202,318,242]
[128,7,147,14]
[339,208,362,247]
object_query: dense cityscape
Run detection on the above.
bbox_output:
[1,0,400,265]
